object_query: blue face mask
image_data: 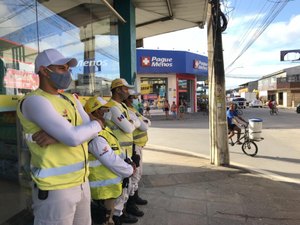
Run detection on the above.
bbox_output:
[47,68,72,90]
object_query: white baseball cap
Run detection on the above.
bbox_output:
[34,49,78,73]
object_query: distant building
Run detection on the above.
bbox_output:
[258,65,300,107]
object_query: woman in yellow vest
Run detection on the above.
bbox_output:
[84,96,134,225]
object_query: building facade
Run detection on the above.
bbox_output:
[136,49,208,112]
[258,65,300,107]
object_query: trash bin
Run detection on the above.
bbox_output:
[249,118,263,140]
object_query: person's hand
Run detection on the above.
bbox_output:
[88,113,105,129]
[131,162,137,175]
[32,130,58,147]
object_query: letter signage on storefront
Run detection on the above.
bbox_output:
[137,49,208,76]
[193,59,208,71]
[141,56,173,68]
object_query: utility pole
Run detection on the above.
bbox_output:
[207,0,229,166]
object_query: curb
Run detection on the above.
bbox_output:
[145,144,300,185]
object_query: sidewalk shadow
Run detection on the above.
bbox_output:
[255,155,300,164]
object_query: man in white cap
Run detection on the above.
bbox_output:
[17,49,103,225]
[104,78,142,224]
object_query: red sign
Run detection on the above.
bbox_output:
[4,69,39,90]
[143,94,158,100]
[141,56,151,67]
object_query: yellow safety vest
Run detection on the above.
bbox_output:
[105,100,133,157]
[88,127,123,200]
[16,89,89,190]
[128,106,148,147]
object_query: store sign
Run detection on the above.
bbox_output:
[141,56,173,68]
[193,59,208,71]
[140,83,151,94]
[4,69,39,90]
[143,94,158,100]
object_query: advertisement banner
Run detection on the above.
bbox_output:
[141,83,151,94]
[4,69,39,90]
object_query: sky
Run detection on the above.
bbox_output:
[142,0,300,89]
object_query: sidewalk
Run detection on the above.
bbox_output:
[135,146,300,225]
[1,144,300,225]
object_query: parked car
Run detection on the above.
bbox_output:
[231,97,247,109]
[249,99,263,108]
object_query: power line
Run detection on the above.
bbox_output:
[224,0,290,72]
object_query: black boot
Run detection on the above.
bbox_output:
[90,200,106,224]
[112,215,123,225]
[126,196,144,217]
[119,211,138,224]
[134,190,148,205]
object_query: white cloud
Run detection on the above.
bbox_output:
[143,27,207,55]
[223,12,300,81]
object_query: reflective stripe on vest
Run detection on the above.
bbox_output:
[89,176,122,188]
[31,161,85,179]
[133,132,147,140]
[119,141,133,147]
[89,160,102,168]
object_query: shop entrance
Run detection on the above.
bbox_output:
[177,75,195,112]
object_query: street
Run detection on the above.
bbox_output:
[147,107,300,184]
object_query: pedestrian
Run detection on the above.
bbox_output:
[178,100,185,120]
[164,99,170,119]
[123,90,151,212]
[104,78,142,224]
[183,99,187,112]
[170,101,177,120]
[144,100,151,118]
[16,49,103,225]
[84,96,135,225]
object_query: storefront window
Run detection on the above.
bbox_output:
[140,77,167,109]
[0,0,119,184]
[0,0,119,97]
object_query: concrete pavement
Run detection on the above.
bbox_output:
[1,140,300,225]
[135,145,300,225]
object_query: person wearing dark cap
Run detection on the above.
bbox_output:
[104,78,141,224]
[17,49,103,225]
